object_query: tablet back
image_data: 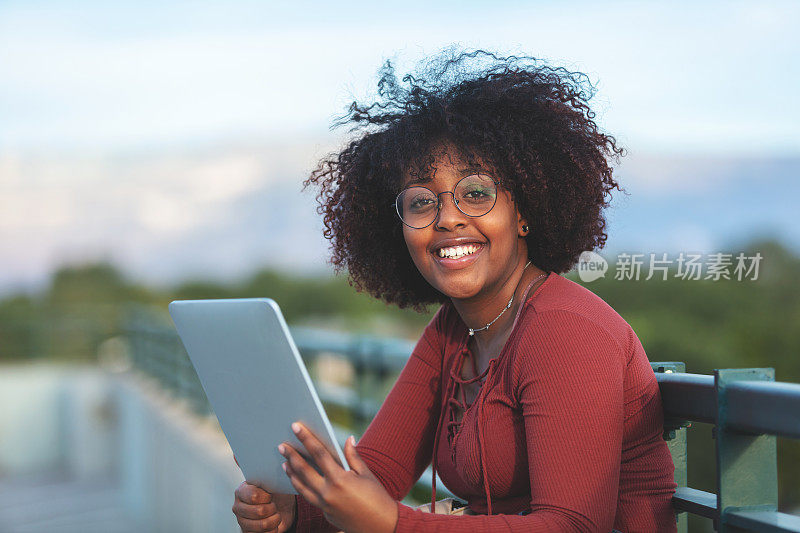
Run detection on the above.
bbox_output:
[168,298,348,494]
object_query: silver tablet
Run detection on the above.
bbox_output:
[168,298,348,494]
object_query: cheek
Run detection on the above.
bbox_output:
[402,228,430,269]
[480,211,517,243]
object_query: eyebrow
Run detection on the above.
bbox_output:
[403,167,488,187]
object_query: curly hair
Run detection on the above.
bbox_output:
[303,48,625,311]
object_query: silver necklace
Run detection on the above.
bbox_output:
[468,261,540,337]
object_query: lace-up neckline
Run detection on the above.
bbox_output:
[446,346,492,458]
[429,271,552,517]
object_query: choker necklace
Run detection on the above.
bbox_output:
[468,261,543,337]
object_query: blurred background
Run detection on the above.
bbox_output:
[1,1,798,531]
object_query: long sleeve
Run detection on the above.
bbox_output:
[292,305,447,532]
[393,309,626,532]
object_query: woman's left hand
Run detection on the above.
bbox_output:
[278,422,398,533]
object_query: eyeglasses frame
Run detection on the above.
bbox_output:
[393,174,499,229]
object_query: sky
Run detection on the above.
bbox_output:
[1,0,798,155]
[0,0,798,295]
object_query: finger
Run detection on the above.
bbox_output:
[279,442,326,496]
[344,435,369,475]
[235,513,281,532]
[232,499,277,520]
[235,482,272,505]
[234,507,281,533]
[290,422,344,473]
[283,460,321,508]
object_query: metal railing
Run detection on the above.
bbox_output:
[123,311,800,527]
[653,362,800,533]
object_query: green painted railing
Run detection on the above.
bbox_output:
[654,363,800,532]
[124,311,800,527]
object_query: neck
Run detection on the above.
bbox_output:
[451,260,547,352]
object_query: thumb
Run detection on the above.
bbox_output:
[344,435,370,476]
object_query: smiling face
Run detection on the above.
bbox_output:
[400,141,530,303]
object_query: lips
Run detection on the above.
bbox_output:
[432,242,485,269]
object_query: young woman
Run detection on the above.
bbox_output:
[232,49,677,533]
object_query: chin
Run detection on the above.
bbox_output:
[432,276,482,300]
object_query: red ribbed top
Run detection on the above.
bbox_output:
[293,272,677,532]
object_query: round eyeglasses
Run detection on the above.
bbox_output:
[395,174,498,229]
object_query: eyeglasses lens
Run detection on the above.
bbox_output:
[396,174,497,228]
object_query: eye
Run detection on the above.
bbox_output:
[456,174,497,204]
[460,186,495,204]
[408,195,435,210]
[464,188,491,199]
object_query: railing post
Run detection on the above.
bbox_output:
[715,368,778,532]
[652,362,689,533]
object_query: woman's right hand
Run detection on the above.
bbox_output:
[232,481,297,533]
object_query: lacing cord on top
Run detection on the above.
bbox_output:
[446,353,493,462]
[431,346,497,516]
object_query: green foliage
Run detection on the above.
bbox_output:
[0,262,158,361]
[0,294,39,360]
[0,261,434,362]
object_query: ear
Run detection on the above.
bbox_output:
[517,214,529,237]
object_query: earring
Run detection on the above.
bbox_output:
[521,224,529,234]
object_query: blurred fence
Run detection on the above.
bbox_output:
[121,305,452,502]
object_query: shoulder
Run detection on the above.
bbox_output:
[509,274,639,377]
[518,273,638,356]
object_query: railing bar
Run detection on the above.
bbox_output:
[291,327,414,372]
[726,509,800,533]
[656,373,716,423]
[726,381,800,440]
[672,487,717,519]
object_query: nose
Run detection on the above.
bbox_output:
[433,191,467,231]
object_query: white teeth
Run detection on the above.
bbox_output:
[437,244,480,259]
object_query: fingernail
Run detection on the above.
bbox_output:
[282,463,287,472]
[277,444,285,454]
[291,423,301,434]
[349,435,355,446]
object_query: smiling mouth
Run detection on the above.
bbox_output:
[435,243,483,260]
